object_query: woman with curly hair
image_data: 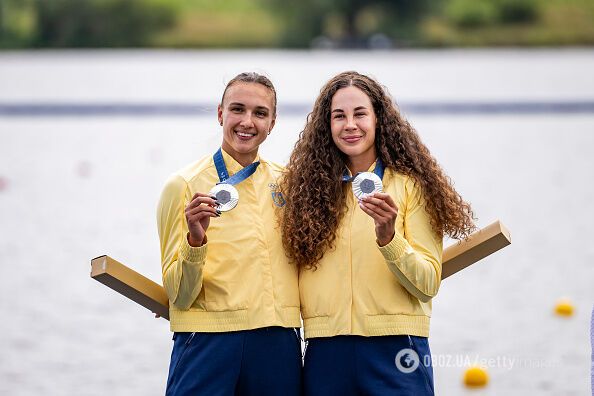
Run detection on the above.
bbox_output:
[280,71,475,395]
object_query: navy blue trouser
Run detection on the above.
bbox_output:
[303,335,434,396]
[166,327,302,396]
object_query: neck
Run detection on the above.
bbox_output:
[221,143,257,167]
[347,152,376,175]
[234,153,257,167]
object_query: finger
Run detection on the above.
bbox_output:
[362,193,397,212]
[360,200,392,219]
[189,195,217,207]
[359,203,393,229]
[186,196,217,210]
[187,212,219,224]
[358,200,384,221]
[361,195,398,217]
[186,204,219,217]
[375,193,398,211]
[191,191,217,201]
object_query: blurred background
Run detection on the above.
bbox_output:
[1,0,594,49]
[1,1,593,395]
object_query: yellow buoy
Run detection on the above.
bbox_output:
[554,299,574,317]
[464,366,489,388]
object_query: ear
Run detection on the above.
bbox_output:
[217,104,223,126]
[268,116,276,134]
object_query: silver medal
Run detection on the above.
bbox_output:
[209,183,239,212]
[352,172,383,199]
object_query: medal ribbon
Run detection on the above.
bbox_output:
[341,158,385,183]
[213,148,260,185]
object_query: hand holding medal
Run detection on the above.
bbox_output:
[209,184,239,212]
[344,158,397,246]
[358,192,398,247]
[186,149,260,247]
[185,192,220,247]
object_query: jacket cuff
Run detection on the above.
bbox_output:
[179,237,207,263]
[377,232,409,261]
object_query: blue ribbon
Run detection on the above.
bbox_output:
[341,158,385,182]
[213,148,260,185]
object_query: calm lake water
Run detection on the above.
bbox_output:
[1,49,593,395]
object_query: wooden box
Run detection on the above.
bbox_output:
[91,220,511,321]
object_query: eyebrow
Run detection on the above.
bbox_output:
[331,106,369,113]
[228,102,270,112]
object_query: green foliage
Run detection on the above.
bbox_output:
[424,0,594,46]
[445,0,538,29]
[0,0,37,48]
[497,0,538,24]
[31,0,177,47]
[2,0,594,48]
[264,0,440,47]
[445,0,498,28]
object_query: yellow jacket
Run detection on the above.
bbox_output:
[299,165,443,339]
[157,149,300,333]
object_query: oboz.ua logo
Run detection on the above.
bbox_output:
[395,348,420,373]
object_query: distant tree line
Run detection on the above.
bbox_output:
[0,0,176,48]
[0,0,584,49]
[265,0,440,48]
[266,0,539,48]
[444,0,537,29]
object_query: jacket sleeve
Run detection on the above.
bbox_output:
[157,174,207,310]
[377,178,443,303]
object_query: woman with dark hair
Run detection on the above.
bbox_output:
[157,72,301,395]
[280,71,475,395]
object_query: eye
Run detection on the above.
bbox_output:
[255,110,268,117]
[355,112,367,117]
[333,113,344,119]
[231,107,243,113]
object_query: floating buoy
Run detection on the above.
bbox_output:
[554,299,574,317]
[76,161,92,178]
[463,366,489,388]
[0,177,7,192]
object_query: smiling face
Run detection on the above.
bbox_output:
[330,85,377,172]
[218,82,276,166]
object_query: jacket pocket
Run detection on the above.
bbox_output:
[167,332,197,388]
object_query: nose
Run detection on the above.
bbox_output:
[239,111,255,128]
[345,115,357,131]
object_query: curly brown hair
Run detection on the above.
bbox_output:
[280,71,476,270]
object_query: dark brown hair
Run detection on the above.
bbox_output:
[280,71,476,270]
[221,72,277,115]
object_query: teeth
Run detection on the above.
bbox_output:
[237,132,255,137]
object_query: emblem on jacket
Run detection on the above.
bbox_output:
[268,183,286,207]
